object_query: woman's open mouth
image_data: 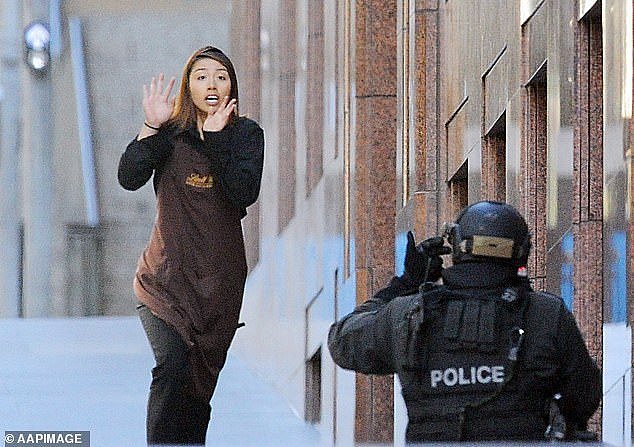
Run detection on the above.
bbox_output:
[205,95,219,106]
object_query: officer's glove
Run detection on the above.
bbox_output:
[404,232,451,286]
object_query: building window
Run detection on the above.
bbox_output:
[524,64,547,290]
[446,96,469,222]
[305,347,322,423]
[482,112,506,202]
[449,162,468,218]
[445,97,469,186]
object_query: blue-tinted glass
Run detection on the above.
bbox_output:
[611,232,627,322]
[561,232,574,311]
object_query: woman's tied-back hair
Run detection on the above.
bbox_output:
[166,46,239,130]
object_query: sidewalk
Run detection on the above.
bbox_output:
[0,316,320,447]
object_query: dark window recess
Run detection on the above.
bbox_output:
[305,347,322,423]
[450,162,468,217]
[525,66,547,287]
[483,112,506,202]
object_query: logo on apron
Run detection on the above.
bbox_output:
[186,173,214,188]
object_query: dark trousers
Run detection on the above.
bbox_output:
[138,304,211,446]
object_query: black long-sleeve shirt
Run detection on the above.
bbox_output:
[118,116,264,216]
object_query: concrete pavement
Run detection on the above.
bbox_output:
[0,316,320,447]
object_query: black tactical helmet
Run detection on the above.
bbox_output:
[444,201,531,267]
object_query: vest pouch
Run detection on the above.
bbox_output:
[443,296,497,353]
[395,294,432,370]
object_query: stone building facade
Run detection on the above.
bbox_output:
[231,0,631,444]
[0,0,631,444]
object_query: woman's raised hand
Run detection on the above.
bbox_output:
[142,73,176,128]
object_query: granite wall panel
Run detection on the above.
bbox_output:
[414,9,439,194]
[276,0,297,232]
[231,0,262,269]
[353,0,398,442]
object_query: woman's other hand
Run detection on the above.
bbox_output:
[202,95,236,132]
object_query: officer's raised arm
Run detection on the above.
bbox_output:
[328,232,447,374]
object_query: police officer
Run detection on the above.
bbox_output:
[328,201,601,442]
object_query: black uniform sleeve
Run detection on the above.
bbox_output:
[118,130,173,191]
[372,274,419,305]
[328,275,418,375]
[201,118,265,210]
[328,300,397,375]
[555,308,602,428]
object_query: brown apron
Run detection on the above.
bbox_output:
[134,135,247,401]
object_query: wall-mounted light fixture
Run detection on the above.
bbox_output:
[24,20,51,74]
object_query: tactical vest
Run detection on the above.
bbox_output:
[396,285,564,442]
